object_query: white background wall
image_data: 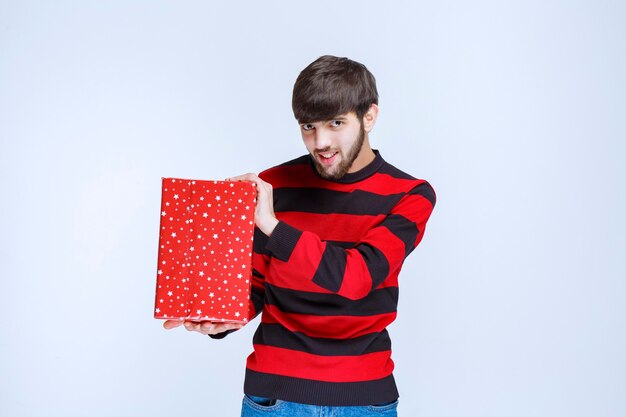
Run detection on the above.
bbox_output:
[1,1,624,416]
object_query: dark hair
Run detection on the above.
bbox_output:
[292,55,378,123]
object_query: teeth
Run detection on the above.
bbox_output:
[320,152,337,159]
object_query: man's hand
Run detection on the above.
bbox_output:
[227,173,279,236]
[163,319,244,335]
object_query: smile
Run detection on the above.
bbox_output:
[317,152,338,165]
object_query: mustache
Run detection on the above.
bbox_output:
[315,147,337,153]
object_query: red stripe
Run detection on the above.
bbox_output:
[331,227,404,299]
[246,345,394,383]
[361,227,406,276]
[389,194,434,247]
[262,304,396,339]
[265,228,403,296]
[252,252,269,277]
[376,271,399,289]
[265,235,328,293]
[337,251,371,299]
[262,164,422,195]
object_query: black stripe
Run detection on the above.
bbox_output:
[244,369,399,406]
[264,284,398,316]
[250,283,265,316]
[311,244,347,292]
[326,240,356,249]
[377,162,417,180]
[274,188,404,215]
[253,323,391,356]
[253,227,271,256]
[208,328,236,339]
[265,221,302,262]
[357,243,390,290]
[379,214,419,257]
[409,181,436,207]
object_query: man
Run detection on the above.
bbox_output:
[164,55,436,416]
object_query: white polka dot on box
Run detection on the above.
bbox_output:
[154,178,256,323]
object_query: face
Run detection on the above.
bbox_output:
[300,112,368,180]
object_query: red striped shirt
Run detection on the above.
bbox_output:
[241,151,435,406]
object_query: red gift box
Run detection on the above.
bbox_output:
[154,178,256,323]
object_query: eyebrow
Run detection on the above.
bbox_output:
[300,115,350,125]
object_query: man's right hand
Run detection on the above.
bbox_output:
[226,173,279,236]
[163,319,244,335]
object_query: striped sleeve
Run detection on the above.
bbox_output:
[264,182,436,300]
[209,227,269,339]
[249,227,270,320]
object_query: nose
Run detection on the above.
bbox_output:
[313,128,332,150]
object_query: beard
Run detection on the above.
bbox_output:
[312,122,365,180]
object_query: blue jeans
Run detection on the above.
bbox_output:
[241,395,399,417]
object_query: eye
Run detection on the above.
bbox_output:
[301,123,315,131]
[329,120,343,128]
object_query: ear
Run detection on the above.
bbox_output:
[362,103,379,133]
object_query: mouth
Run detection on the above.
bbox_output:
[316,151,338,165]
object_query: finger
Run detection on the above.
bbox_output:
[211,322,244,334]
[226,173,258,183]
[184,321,200,332]
[164,319,233,335]
[163,319,184,330]
[201,322,216,334]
